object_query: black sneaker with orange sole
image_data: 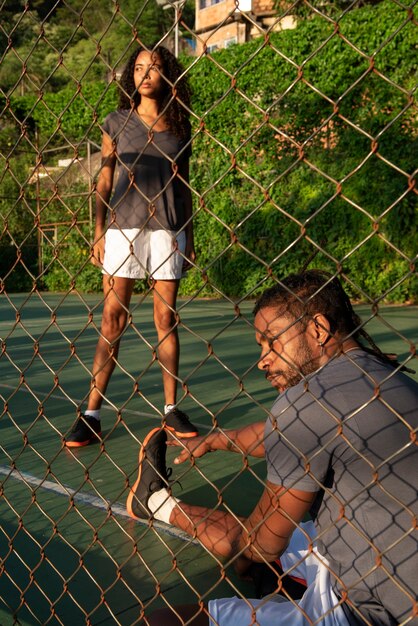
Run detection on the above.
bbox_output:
[164,408,199,438]
[126,427,171,520]
[65,415,102,448]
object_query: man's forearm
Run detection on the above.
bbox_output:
[206,422,265,458]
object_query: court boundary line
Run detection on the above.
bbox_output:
[0,465,199,545]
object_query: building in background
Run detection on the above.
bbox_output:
[194,0,296,55]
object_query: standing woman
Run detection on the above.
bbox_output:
[65,44,199,447]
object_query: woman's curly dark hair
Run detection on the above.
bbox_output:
[118,44,192,141]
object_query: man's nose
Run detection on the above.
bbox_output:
[257,348,270,370]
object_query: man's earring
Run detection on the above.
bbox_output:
[319,341,324,357]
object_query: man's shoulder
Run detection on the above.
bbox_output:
[326,350,418,391]
[310,352,418,403]
[271,350,418,416]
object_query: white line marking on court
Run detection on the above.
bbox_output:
[0,465,198,545]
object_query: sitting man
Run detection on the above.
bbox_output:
[126,269,418,626]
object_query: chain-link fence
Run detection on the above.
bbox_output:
[1,1,417,624]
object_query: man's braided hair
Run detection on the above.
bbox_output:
[253,269,412,372]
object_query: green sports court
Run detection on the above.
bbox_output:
[0,292,416,625]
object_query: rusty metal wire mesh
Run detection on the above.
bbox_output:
[0,0,417,624]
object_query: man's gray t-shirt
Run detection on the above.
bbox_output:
[102,110,191,231]
[264,350,418,626]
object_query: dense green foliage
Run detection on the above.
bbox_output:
[1,0,417,302]
[0,0,195,91]
[183,0,417,302]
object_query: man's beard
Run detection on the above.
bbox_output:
[275,338,318,391]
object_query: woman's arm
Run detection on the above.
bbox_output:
[91,131,116,267]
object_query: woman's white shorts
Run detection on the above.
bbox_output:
[208,522,350,626]
[101,228,186,280]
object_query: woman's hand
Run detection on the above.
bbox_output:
[91,234,105,268]
[167,435,211,465]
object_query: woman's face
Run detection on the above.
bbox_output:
[133,50,165,99]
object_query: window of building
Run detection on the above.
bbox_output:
[199,0,223,9]
[224,37,237,47]
[207,43,219,53]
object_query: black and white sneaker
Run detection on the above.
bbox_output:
[164,408,199,438]
[126,428,171,520]
[65,414,102,448]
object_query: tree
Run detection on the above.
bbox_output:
[0,0,195,92]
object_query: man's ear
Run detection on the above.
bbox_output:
[312,314,331,345]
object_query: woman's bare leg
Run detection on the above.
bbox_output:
[152,279,180,407]
[87,275,135,410]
